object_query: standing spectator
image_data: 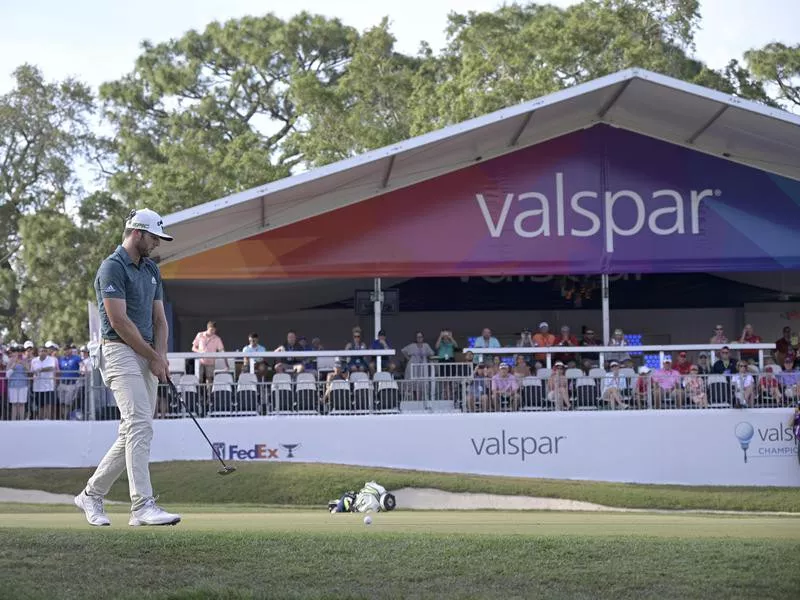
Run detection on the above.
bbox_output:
[683,365,708,408]
[601,361,628,409]
[31,345,58,419]
[547,362,571,410]
[710,324,729,345]
[553,326,579,364]
[401,332,434,400]
[491,362,519,411]
[606,329,630,366]
[695,352,712,375]
[533,322,556,363]
[192,321,225,391]
[58,344,83,420]
[775,327,797,366]
[434,329,458,363]
[371,329,393,372]
[738,324,762,363]
[472,327,500,365]
[579,328,600,365]
[344,327,368,372]
[6,346,30,420]
[674,351,692,375]
[651,358,683,408]
[780,358,800,402]
[731,362,755,408]
[241,333,266,379]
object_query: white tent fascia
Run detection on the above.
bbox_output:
[157,67,800,266]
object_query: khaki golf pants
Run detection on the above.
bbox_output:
[86,342,157,510]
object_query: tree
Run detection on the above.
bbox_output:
[745,43,800,111]
[408,0,776,134]
[101,12,358,215]
[287,19,424,166]
[0,65,95,338]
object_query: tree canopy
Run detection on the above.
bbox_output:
[0,1,796,343]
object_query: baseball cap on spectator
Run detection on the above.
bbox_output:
[45,340,59,350]
[609,361,619,367]
[663,357,672,363]
[333,360,343,368]
[614,328,624,335]
[23,340,34,349]
[639,366,651,374]
[698,352,708,358]
[554,361,565,368]
[378,330,386,336]
[499,363,509,370]
[80,346,89,352]
[125,208,174,241]
[539,322,549,329]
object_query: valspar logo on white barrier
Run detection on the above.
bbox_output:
[475,173,720,252]
[471,429,566,461]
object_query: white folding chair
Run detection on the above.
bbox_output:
[271,373,295,413]
[294,372,319,413]
[168,357,186,376]
[327,379,353,414]
[235,372,260,414]
[349,371,373,412]
[209,372,234,415]
[373,372,400,413]
[519,376,550,411]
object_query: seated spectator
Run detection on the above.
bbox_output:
[554,325,579,364]
[512,354,531,378]
[344,327,368,372]
[695,352,711,375]
[579,328,600,364]
[674,351,692,375]
[601,361,628,409]
[370,329,392,372]
[547,361,571,410]
[710,324,728,345]
[533,322,555,363]
[634,366,652,409]
[466,363,490,412]
[738,324,761,363]
[489,355,503,377]
[759,366,783,406]
[652,358,683,408]
[321,361,349,410]
[712,347,738,374]
[779,359,800,402]
[731,362,755,408]
[276,330,306,373]
[775,327,797,366]
[385,360,402,380]
[472,327,501,364]
[606,328,630,366]
[683,365,708,408]
[492,363,519,411]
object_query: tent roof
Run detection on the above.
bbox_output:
[157,68,800,265]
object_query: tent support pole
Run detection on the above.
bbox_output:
[602,274,610,346]
[372,277,383,372]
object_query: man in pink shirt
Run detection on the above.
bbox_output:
[192,321,225,388]
[491,362,519,411]
[651,357,683,408]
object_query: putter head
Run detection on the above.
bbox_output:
[218,466,236,476]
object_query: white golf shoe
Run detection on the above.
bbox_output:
[74,491,111,527]
[128,498,181,526]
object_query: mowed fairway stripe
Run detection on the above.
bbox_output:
[1,509,798,539]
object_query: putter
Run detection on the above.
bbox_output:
[167,378,236,475]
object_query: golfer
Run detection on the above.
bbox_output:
[74,209,180,527]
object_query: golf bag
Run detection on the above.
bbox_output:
[328,481,397,513]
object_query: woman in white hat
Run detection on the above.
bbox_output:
[547,361,571,410]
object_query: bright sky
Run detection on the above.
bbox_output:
[1,0,798,94]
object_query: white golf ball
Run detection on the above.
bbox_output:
[363,515,372,525]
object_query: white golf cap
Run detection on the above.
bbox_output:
[539,321,549,329]
[45,340,56,348]
[23,340,34,349]
[125,209,173,241]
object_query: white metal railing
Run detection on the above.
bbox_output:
[461,343,776,369]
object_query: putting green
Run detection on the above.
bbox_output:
[1,509,798,539]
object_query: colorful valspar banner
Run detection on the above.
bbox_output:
[161,125,800,280]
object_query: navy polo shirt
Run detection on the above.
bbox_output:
[94,245,163,344]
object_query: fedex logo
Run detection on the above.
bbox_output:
[213,442,278,460]
[212,442,300,460]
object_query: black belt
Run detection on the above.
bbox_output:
[102,338,126,345]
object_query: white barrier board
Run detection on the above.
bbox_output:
[1,410,797,486]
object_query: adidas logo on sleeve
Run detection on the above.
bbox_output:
[104,284,116,293]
